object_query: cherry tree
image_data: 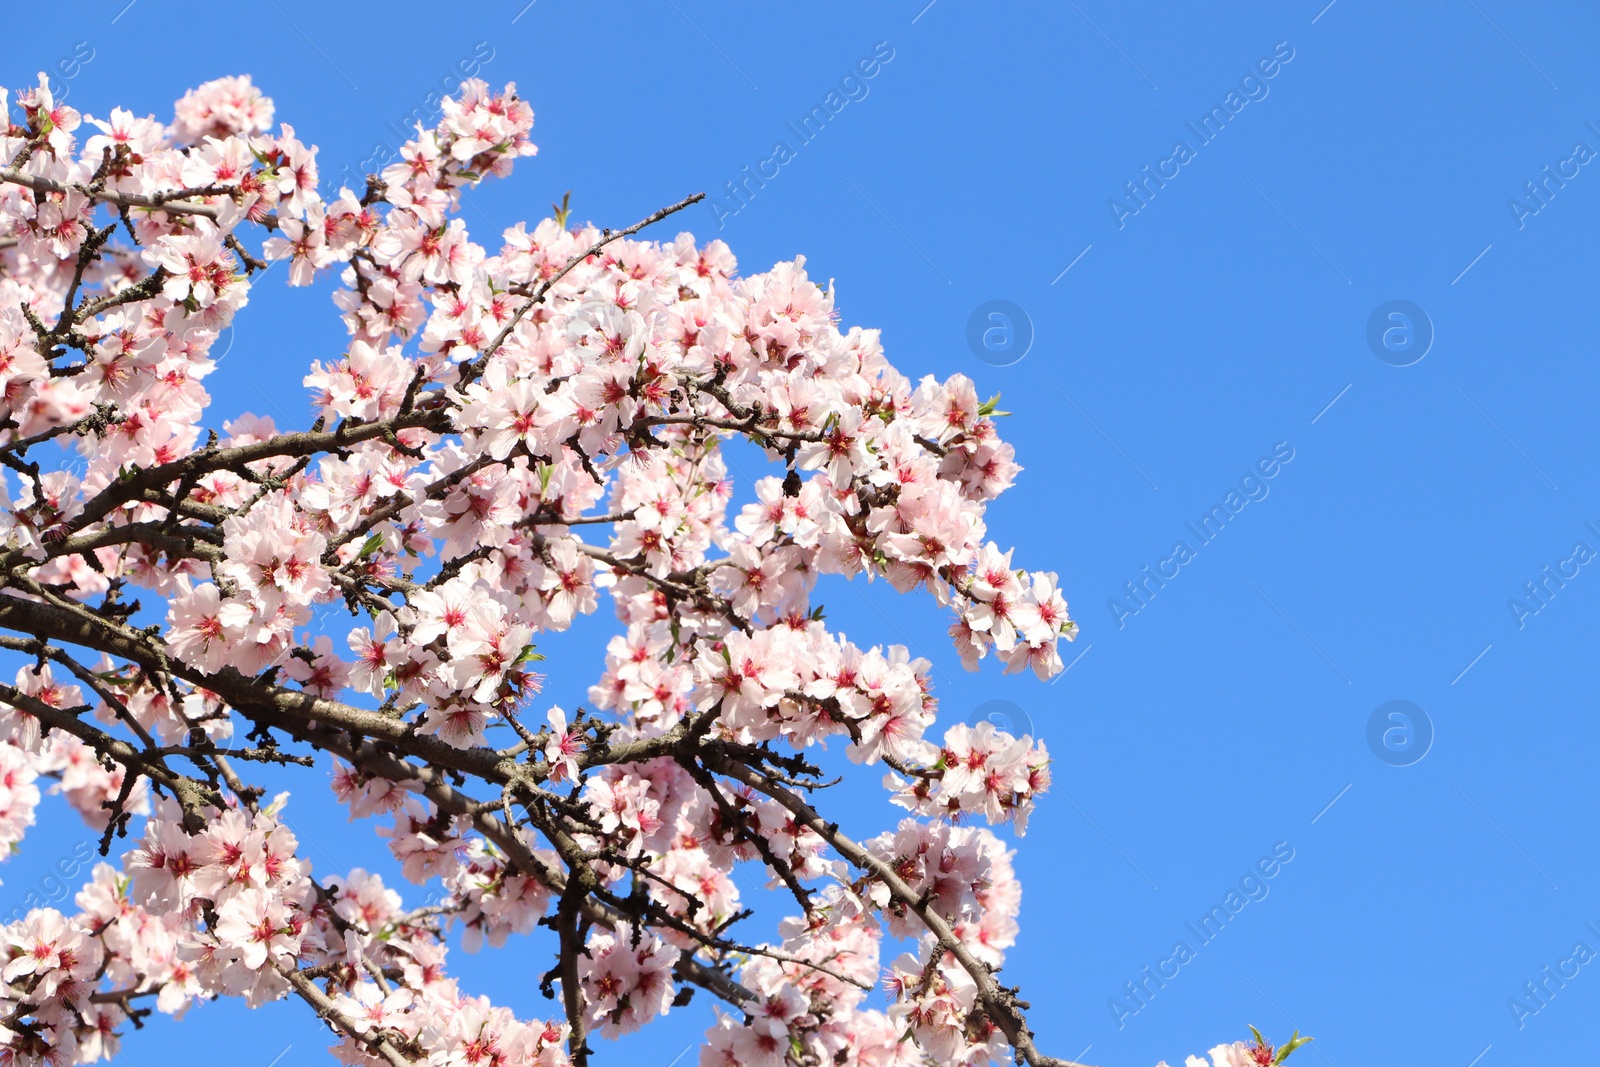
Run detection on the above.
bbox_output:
[0,72,1310,1067]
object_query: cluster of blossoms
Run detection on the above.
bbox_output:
[0,663,153,831]
[0,66,1307,1067]
[0,802,567,1067]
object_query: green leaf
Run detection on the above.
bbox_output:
[357,533,384,560]
[1275,1032,1313,1064]
[978,392,1010,417]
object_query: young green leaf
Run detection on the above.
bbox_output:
[1275,1032,1313,1064]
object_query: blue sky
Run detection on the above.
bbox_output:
[9,1,1600,1065]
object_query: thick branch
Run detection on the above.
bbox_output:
[0,169,280,230]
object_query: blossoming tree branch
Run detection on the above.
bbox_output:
[0,73,1308,1067]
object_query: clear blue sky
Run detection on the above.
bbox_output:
[9,2,1600,1065]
